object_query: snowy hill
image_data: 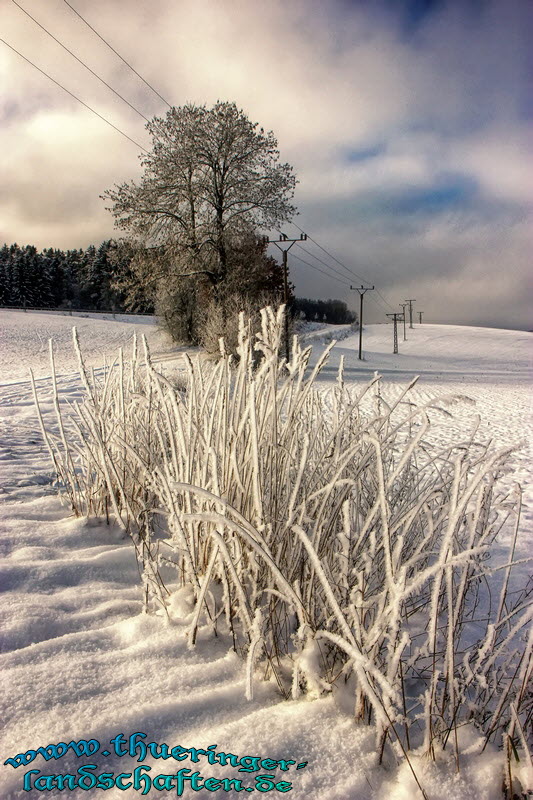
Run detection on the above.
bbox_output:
[306,321,531,383]
[0,309,531,799]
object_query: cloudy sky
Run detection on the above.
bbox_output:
[1,0,531,329]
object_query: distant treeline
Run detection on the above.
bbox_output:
[0,242,355,326]
[0,240,153,313]
[292,297,357,325]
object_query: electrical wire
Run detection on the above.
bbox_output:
[367,293,392,313]
[4,22,362,301]
[0,38,149,152]
[6,3,406,317]
[290,220,372,284]
[289,252,352,287]
[62,0,172,109]
[290,248,391,318]
[273,228,353,287]
[293,242,358,283]
[290,219,396,310]
[374,288,395,310]
[274,229,393,312]
[281,212,397,312]
[11,0,151,123]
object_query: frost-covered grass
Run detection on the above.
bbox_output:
[32,306,532,797]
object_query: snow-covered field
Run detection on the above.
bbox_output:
[309,322,533,539]
[1,310,531,799]
[0,309,182,384]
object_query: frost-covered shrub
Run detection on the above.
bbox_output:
[200,291,287,359]
[33,305,532,785]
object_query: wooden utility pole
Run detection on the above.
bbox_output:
[350,285,375,359]
[266,232,307,360]
[405,298,416,329]
[386,312,403,354]
[418,311,423,324]
[399,303,408,341]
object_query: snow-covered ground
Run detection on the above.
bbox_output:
[0,309,180,383]
[310,322,533,541]
[1,310,531,799]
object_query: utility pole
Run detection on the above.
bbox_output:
[405,299,416,329]
[418,311,423,324]
[386,313,403,354]
[350,285,375,360]
[399,303,408,341]
[266,232,307,361]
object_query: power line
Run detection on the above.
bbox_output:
[372,286,395,310]
[8,2,398,319]
[293,241,393,315]
[275,228,353,287]
[366,291,391,313]
[292,221,395,310]
[284,229,380,298]
[291,219,396,309]
[293,242,364,287]
[293,250,389,312]
[11,0,151,123]
[283,230,392,312]
[294,242,342,272]
[289,251,351,287]
[291,220,372,285]
[0,38,149,152]
[62,0,172,109]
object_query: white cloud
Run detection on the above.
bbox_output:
[450,127,533,204]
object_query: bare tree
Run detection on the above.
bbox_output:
[103,101,297,297]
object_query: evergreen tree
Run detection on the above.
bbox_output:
[0,239,143,313]
[293,297,357,325]
[62,249,83,309]
[79,244,97,308]
[0,244,11,306]
[9,244,29,307]
[41,248,66,307]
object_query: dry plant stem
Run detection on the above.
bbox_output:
[33,305,532,783]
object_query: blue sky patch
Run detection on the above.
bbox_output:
[345,143,385,162]
[381,173,479,215]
